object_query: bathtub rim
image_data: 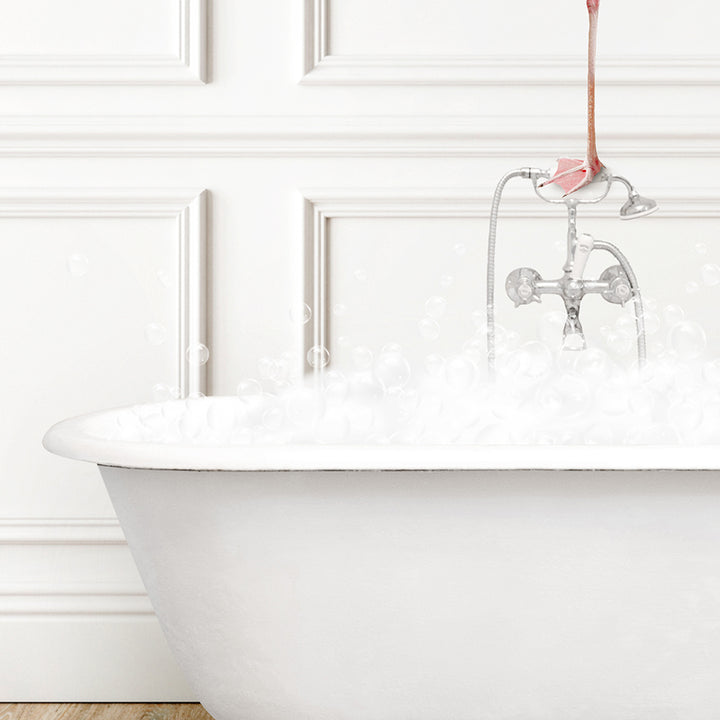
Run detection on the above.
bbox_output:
[43,401,720,472]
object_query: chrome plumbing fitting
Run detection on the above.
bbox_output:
[486,167,656,378]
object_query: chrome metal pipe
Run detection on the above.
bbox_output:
[486,168,545,380]
[593,239,647,368]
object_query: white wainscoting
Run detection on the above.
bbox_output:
[0,0,206,84]
[303,0,720,85]
[0,189,207,699]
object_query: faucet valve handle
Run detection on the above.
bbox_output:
[599,265,632,306]
[571,233,594,281]
[505,268,542,307]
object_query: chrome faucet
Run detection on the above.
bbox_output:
[487,167,657,379]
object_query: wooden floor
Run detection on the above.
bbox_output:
[0,706,214,720]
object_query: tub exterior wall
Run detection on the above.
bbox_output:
[101,466,720,720]
[3,0,720,700]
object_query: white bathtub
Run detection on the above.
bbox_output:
[44,400,720,720]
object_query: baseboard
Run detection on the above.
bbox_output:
[0,616,195,701]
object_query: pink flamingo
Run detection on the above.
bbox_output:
[540,0,604,195]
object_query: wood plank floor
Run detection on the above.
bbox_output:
[0,706,214,720]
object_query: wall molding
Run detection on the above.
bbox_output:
[0,583,152,616]
[0,115,717,157]
[303,0,720,86]
[301,187,720,368]
[0,0,206,85]
[0,188,208,396]
[0,517,124,545]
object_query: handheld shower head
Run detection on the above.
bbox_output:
[619,193,658,220]
[612,175,658,220]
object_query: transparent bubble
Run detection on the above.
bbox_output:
[562,334,585,351]
[696,242,709,256]
[629,386,656,416]
[572,348,612,381]
[669,321,707,360]
[471,309,487,331]
[258,356,288,382]
[418,317,440,340]
[643,296,659,313]
[425,296,447,319]
[639,311,661,336]
[498,342,552,384]
[286,386,326,426]
[351,345,373,370]
[186,343,210,366]
[151,383,173,402]
[156,268,172,288]
[313,409,350,444]
[179,410,203,440]
[425,354,445,376]
[453,243,467,257]
[323,370,349,404]
[354,269,368,282]
[703,359,720,388]
[702,263,720,287]
[207,398,238,432]
[596,378,630,415]
[496,326,521,357]
[585,423,615,445]
[670,398,704,434]
[289,303,312,325]
[307,345,330,369]
[605,329,634,357]
[144,322,167,346]
[374,350,411,391]
[616,314,636,335]
[237,378,263,398]
[440,274,454,288]
[686,281,701,295]
[663,304,685,327]
[382,343,402,354]
[462,336,486,361]
[333,303,347,317]
[262,407,284,431]
[66,253,89,277]
[345,403,375,433]
[445,355,477,392]
[538,311,566,347]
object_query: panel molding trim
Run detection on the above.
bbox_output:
[0,115,714,157]
[0,0,206,85]
[302,187,720,369]
[0,517,124,545]
[0,188,208,396]
[303,0,720,86]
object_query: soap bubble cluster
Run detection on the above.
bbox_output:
[114,299,720,447]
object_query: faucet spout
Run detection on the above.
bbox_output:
[562,303,587,351]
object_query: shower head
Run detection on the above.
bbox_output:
[611,175,658,220]
[619,192,658,220]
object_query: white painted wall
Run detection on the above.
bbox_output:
[1,0,719,702]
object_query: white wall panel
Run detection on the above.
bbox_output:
[305,0,720,85]
[304,188,720,378]
[0,188,207,517]
[0,189,206,699]
[0,0,206,84]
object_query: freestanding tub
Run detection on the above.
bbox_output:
[44,401,720,720]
